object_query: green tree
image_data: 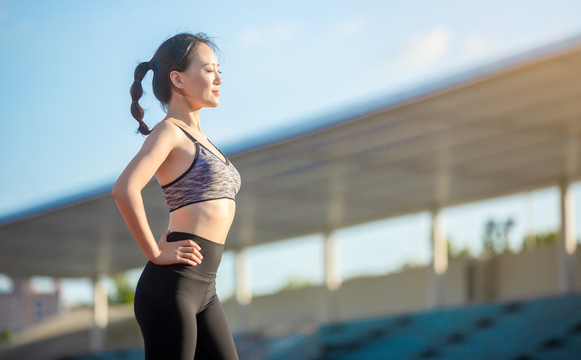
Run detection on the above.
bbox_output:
[108,272,135,304]
[277,278,314,292]
[448,239,472,259]
[396,261,421,272]
[0,329,14,345]
[483,219,497,254]
[529,230,559,248]
[482,217,515,255]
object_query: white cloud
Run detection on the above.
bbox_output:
[368,26,453,90]
[391,27,452,70]
[239,21,304,47]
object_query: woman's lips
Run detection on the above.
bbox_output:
[212,90,220,96]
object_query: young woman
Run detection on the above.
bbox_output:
[112,32,240,359]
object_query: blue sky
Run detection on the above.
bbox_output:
[1,0,581,304]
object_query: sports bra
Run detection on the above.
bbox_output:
[160,124,241,212]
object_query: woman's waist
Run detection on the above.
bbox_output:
[146,258,221,279]
[169,199,235,222]
[168,201,235,244]
[167,231,225,251]
[165,231,224,276]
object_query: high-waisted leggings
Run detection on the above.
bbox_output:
[134,232,239,360]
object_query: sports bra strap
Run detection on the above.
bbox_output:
[172,123,199,143]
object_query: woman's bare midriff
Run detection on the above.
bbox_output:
[167,198,236,245]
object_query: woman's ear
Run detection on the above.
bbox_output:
[169,70,184,89]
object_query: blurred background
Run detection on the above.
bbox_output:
[1,0,581,359]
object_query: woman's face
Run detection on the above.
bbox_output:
[171,42,222,108]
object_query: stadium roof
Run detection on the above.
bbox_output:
[1,33,581,277]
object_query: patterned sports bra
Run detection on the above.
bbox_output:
[160,124,241,212]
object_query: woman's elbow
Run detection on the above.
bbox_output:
[111,180,128,200]
[112,179,142,201]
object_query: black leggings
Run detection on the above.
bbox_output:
[134,232,239,360]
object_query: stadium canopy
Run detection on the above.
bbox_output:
[1,34,580,279]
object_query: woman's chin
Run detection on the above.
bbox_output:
[198,100,219,109]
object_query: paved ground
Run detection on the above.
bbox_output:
[0,304,142,360]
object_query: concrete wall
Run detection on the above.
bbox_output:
[337,266,429,319]
[495,245,560,301]
[225,285,327,334]
[222,244,580,334]
[0,277,62,334]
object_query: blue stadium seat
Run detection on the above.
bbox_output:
[292,293,581,360]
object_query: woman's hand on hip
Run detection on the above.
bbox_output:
[151,230,204,266]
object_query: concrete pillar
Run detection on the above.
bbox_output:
[428,208,447,308]
[235,249,252,305]
[324,232,342,291]
[235,249,252,330]
[55,278,65,314]
[524,190,536,251]
[558,180,577,293]
[324,231,341,322]
[89,275,108,353]
[11,276,31,332]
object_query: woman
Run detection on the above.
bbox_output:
[112,32,240,360]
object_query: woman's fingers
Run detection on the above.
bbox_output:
[175,249,199,265]
[178,247,203,264]
[182,258,198,266]
[157,238,203,266]
[181,239,201,250]
[180,246,203,259]
[179,240,203,265]
[179,251,202,264]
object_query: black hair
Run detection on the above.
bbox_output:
[129,32,220,135]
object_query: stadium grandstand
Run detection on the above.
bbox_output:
[1,32,581,359]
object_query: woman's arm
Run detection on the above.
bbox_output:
[111,121,201,265]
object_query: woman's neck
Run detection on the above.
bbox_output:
[166,97,202,132]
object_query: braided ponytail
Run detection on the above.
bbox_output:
[128,32,220,135]
[130,61,152,135]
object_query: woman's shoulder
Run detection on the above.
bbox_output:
[138,119,187,154]
[148,119,185,140]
